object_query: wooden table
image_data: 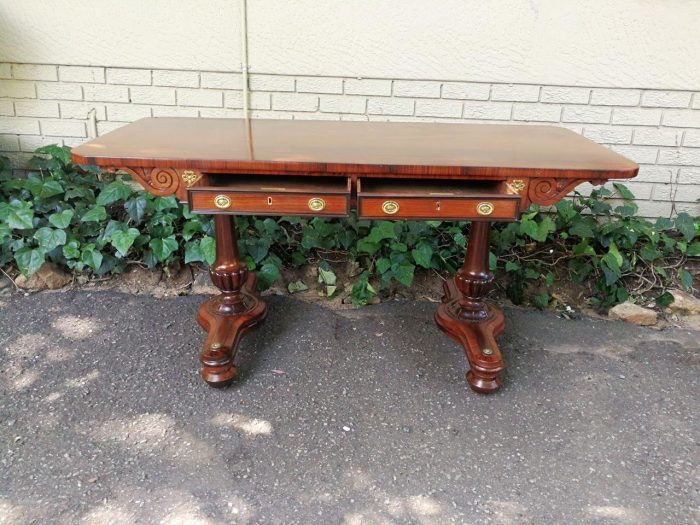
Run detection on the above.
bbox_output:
[72,118,638,393]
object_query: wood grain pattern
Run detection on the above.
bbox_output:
[71,118,638,180]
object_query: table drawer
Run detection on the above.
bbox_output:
[188,176,350,216]
[357,178,520,221]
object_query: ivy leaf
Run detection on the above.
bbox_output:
[62,240,80,259]
[149,235,178,262]
[2,201,34,230]
[411,241,433,269]
[182,220,203,241]
[153,196,179,212]
[350,272,377,307]
[608,243,623,267]
[287,280,309,294]
[199,236,216,265]
[96,180,133,206]
[519,217,538,239]
[365,221,397,243]
[613,182,635,201]
[15,246,47,276]
[675,213,696,241]
[376,257,391,274]
[640,243,662,261]
[545,272,555,288]
[687,242,700,257]
[34,227,67,251]
[110,228,140,257]
[80,205,107,223]
[318,266,337,286]
[48,209,74,229]
[184,240,203,263]
[536,216,556,242]
[505,261,521,272]
[531,293,550,310]
[489,252,498,272]
[256,262,280,290]
[0,223,9,242]
[124,196,148,224]
[44,180,65,198]
[678,268,693,291]
[656,291,675,308]
[600,254,621,286]
[392,262,415,287]
[573,239,596,256]
[36,144,71,165]
[80,245,103,271]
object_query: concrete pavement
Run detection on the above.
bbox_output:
[0,291,697,524]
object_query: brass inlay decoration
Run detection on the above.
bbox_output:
[510,179,526,194]
[181,170,199,187]
[308,197,326,211]
[428,191,454,196]
[261,186,287,191]
[214,195,231,209]
[382,200,400,215]
[482,347,494,356]
[476,202,494,216]
[210,342,223,350]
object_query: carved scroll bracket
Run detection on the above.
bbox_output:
[114,167,201,202]
[527,177,606,206]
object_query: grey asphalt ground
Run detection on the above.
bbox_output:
[0,291,697,525]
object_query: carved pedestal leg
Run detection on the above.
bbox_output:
[435,221,506,393]
[196,215,267,387]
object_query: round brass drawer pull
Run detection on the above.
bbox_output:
[382,200,400,215]
[476,201,494,216]
[308,197,326,212]
[214,194,231,209]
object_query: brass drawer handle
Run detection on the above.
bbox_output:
[308,197,326,212]
[214,194,231,209]
[476,201,494,216]
[382,200,400,215]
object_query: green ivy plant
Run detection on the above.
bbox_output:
[0,145,697,311]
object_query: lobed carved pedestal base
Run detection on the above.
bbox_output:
[196,273,267,387]
[435,279,505,393]
[434,221,506,394]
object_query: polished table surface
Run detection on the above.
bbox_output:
[71,118,638,394]
[72,117,638,179]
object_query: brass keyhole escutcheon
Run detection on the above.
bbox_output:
[476,201,494,216]
[214,195,231,209]
[267,197,273,205]
[382,200,400,215]
[435,201,441,211]
[308,197,326,212]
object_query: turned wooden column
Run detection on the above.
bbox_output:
[455,221,494,321]
[209,215,249,315]
[196,215,267,387]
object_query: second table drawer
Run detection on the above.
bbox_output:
[357,178,520,221]
[358,196,519,220]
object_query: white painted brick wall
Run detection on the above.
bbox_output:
[1,62,699,218]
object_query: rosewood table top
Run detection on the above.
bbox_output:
[72,117,638,179]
